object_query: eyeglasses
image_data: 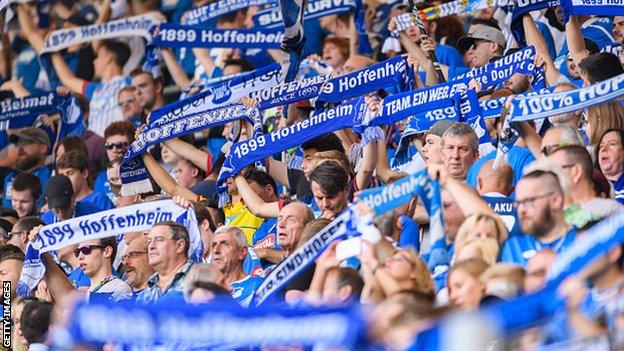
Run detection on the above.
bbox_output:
[513,192,555,209]
[0,230,24,240]
[74,245,104,258]
[104,142,129,150]
[117,97,135,107]
[122,251,147,261]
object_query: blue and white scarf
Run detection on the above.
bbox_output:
[479,87,556,119]
[560,0,624,22]
[417,0,512,21]
[153,24,283,49]
[183,0,277,25]
[150,63,281,125]
[509,72,624,121]
[0,92,85,149]
[249,74,329,110]
[40,14,161,54]
[217,98,368,187]
[17,200,202,297]
[253,0,357,28]
[66,298,365,348]
[452,46,545,91]
[121,103,261,195]
[510,0,560,47]
[316,55,415,105]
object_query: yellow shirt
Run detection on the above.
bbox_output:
[223,201,265,245]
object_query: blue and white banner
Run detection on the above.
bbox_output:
[417,0,512,21]
[452,46,545,91]
[253,0,357,28]
[218,98,367,185]
[249,74,329,110]
[479,87,556,119]
[509,72,624,121]
[66,298,365,348]
[510,0,560,46]
[561,0,624,22]
[316,55,415,104]
[153,24,283,49]
[40,14,161,54]
[184,0,276,25]
[121,103,261,195]
[254,209,354,304]
[150,63,281,125]
[17,200,202,297]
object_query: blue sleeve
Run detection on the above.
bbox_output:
[398,215,420,251]
[84,81,99,99]
[97,194,115,211]
[499,238,523,265]
[41,211,54,225]
[434,45,466,68]
[510,148,536,186]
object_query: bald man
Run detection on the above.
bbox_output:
[477,160,521,236]
[122,235,155,296]
[342,55,375,74]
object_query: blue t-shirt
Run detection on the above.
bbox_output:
[14,43,41,93]
[466,146,535,188]
[41,201,102,224]
[435,44,466,69]
[68,267,91,288]
[79,191,115,211]
[483,193,522,237]
[3,165,52,209]
[500,228,577,267]
[612,173,624,205]
[252,217,278,249]
[230,275,263,307]
[93,170,114,203]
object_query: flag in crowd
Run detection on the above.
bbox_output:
[1,0,624,349]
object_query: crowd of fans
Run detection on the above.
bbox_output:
[1,0,624,349]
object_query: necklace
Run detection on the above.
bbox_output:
[90,275,115,294]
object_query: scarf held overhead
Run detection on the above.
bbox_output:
[253,0,357,28]
[17,200,202,297]
[183,0,277,25]
[153,24,283,49]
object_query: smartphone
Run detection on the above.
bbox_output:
[335,237,363,261]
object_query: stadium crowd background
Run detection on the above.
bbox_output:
[1,0,624,349]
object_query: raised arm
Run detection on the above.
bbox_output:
[192,48,218,78]
[161,48,191,90]
[163,138,212,173]
[91,0,112,53]
[234,173,280,218]
[566,16,589,69]
[16,4,46,53]
[266,158,290,188]
[355,139,377,190]
[523,15,563,86]
[142,152,198,201]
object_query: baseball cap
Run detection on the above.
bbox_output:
[9,128,51,148]
[458,26,507,52]
[45,175,74,209]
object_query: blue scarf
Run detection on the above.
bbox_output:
[184,0,277,25]
[452,46,545,91]
[250,74,329,110]
[510,0,560,47]
[417,0,512,21]
[153,24,283,49]
[121,103,261,195]
[150,63,281,125]
[479,87,556,119]
[509,72,624,121]
[65,298,365,348]
[253,0,357,28]
[217,98,367,189]
[0,92,85,149]
[17,200,202,297]
[316,55,416,105]
[40,14,160,54]
[560,0,624,22]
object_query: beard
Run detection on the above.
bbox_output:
[16,154,42,171]
[521,206,556,238]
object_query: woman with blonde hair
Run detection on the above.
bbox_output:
[447,258,491,310]
[359,243,436,302]
[584,101,624,146]
[454,212,509,248]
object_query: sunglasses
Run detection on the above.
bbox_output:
[104,142,129,150]
[117,97,135,107]
[74,245,104,258]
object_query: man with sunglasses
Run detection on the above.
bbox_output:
[29,227,132,302]
[501,164,577,267]
[94,121,136,204]
[117,86,143,128]
[457,26,506,69]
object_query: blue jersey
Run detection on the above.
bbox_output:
[68,267,91,288]
[612,173,624,205]
[93,170,114,203]
[500,228,577,267]
[252,217,278,249]
[483,193,522,237]
[41,201,101,224]
[466,146,535,188]
[435,44,466,69]
[79,191,115,211]
[242,246,265,278]
[230,275,262,307]
[3,165,52,209]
